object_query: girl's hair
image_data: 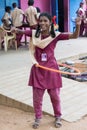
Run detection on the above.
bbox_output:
[28,0,34,6]
[35,12,56,38]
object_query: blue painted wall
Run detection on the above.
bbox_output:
[0,0,5,25]
[56,0,58,24]
[51,0,56,15]
[0,0,19,25]
[0,0,83,32]
[51,0,58,24]
[6,0,19,7]
[70,0,82,32]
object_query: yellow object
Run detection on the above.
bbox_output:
[54,24,59,31]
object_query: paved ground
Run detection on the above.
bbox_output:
[0,37,87,122]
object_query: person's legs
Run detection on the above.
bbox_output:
[48,88,61,117]
[47,88,62,127]
[33,87,45,128]
[16,27,23,47]
[80,20,84,36]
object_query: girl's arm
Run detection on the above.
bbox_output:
[69,17,81,39]
[11,27,32,37]
[29,38,38,65]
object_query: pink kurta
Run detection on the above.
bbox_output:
[28,31,69,89]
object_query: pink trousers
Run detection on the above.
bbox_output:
[33,87,61,119]
[16,27,23,46]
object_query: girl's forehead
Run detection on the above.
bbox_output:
[40,16,48,18]
[39,16,50,20]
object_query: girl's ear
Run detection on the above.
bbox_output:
[49,22,52,28]
[50,21,52,25]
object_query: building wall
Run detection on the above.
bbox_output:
[64,0,69,32]
[70,0,82,32]
[20,0,51,13]
[0,0,51,25]
[0,0,19,25]
[0,0,86,32]
[0,0,5,25]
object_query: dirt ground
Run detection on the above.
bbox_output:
[0,105,87,130]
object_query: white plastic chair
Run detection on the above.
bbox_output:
[0,27,17,52]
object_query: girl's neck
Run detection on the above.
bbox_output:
[41,30,50,36]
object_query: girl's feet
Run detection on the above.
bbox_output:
[55,117,62,128]
[32,119,40,129]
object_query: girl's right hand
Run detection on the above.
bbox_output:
[11,27,17,33]
[11,27,21,34]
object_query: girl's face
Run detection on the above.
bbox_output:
[39,16,51,34]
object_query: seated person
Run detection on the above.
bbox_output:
[1,6,12,30]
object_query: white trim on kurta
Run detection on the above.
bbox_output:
[29,30,60,64]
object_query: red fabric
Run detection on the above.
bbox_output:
[52,16,56,25]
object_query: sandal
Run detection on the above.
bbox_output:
[32,119,40,129]
[55,117,62,128]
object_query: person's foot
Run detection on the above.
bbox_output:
[32,119,40,129]
[54,117,62,128]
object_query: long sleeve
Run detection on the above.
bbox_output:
[29,37,38,64]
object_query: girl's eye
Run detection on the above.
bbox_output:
[44,20,47,22]
[40,20,48,22]
[39,19,43,22]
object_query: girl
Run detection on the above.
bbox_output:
[13,12,81,129]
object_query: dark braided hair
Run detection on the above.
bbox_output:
[35,12,56,38]
[35,24,41,38]
[28,0,34,6]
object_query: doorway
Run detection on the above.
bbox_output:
[58,0,64,32]
[51,0,64,32]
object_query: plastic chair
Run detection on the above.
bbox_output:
[0,27,6,49]
[0,27,17,52]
